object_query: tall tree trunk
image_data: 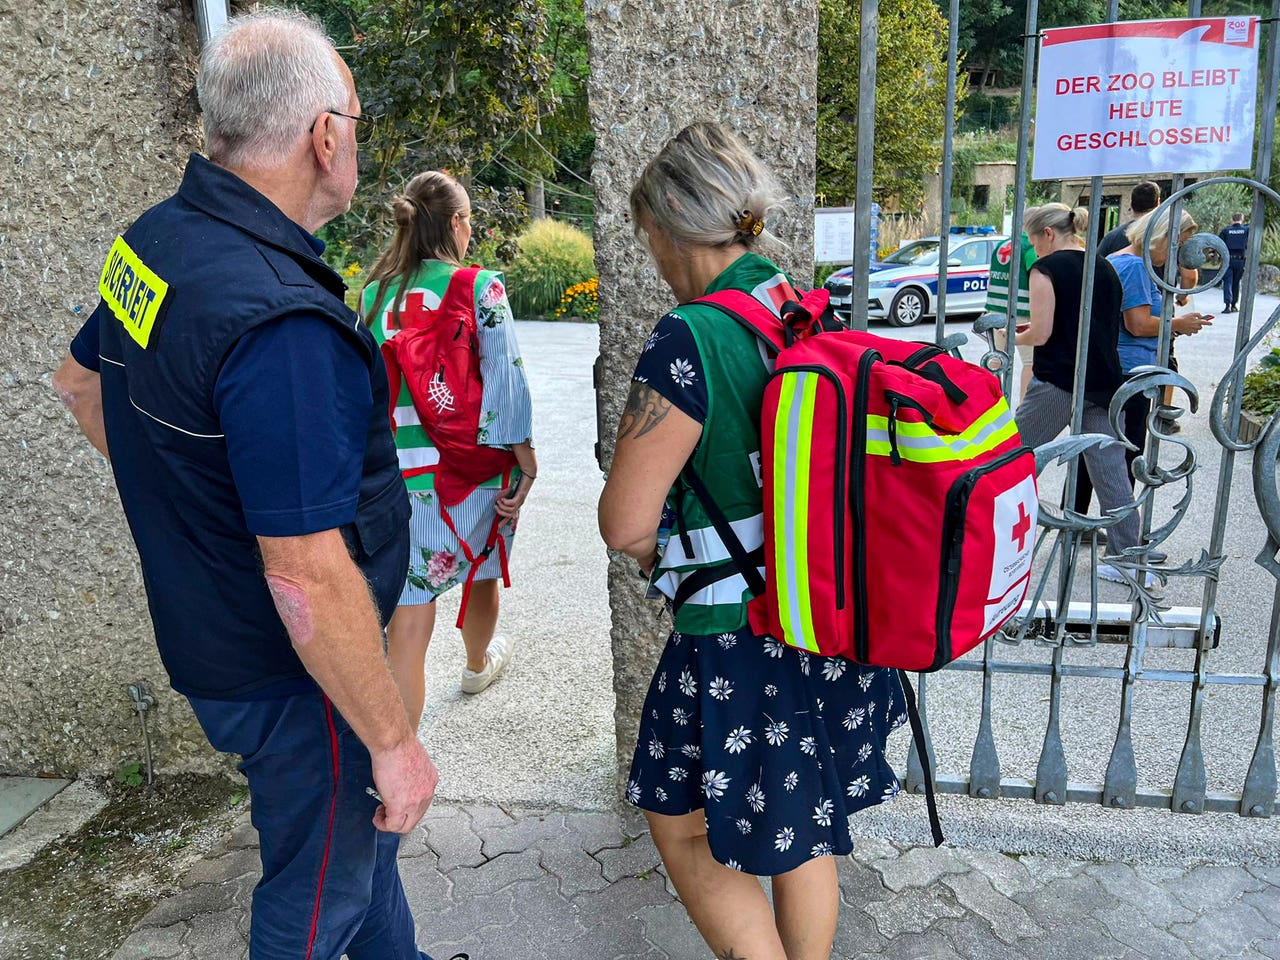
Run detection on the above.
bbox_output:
[527,177,547,219]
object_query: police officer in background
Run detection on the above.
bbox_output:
[1220,212,1249,313]
[52,11,456,960]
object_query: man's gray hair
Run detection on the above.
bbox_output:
[197,9,349,169]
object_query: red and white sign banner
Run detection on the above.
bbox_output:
[1033,17,1259,180]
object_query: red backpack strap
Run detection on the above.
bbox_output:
[441,265,484,317]
[694,289,788,351]
[379,340,402,433]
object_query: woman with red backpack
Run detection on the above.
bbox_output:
[599,123,905,960]
[362,171,537,721]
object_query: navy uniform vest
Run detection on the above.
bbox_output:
[1222,223,1249,259]
[93,155,409,699]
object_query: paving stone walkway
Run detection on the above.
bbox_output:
[111,801,1280,960]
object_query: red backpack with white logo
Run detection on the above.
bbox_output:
[379,266,518,627]
[686,289,1039,845]
[689,288,1038,671]
[379,266,517,507]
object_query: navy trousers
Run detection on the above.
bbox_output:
[188,692,429,960]
[1223,258,1245,307]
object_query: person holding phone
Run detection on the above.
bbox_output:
[1013,204,1148,580]
[363,171,537,716]
[1074,207,1212,563]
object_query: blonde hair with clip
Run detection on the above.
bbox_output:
[630,121,782,249]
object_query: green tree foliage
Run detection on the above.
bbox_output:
[473,0,596,230]
[283,0,555,261]
[818,0,965,207]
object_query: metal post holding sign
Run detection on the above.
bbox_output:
[194,0,231,48]
[850,0,879,333]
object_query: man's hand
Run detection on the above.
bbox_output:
[370,735,439,833]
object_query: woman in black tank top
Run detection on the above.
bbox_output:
[1012,203,1147,579]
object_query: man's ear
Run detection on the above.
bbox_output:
[311,113,339,173]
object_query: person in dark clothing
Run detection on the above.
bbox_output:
[52,12,454,960]
[1013,203,1146,584]
[1220,212,1250,312]
[1097,181,1160,259]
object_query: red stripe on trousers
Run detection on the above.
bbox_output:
[305,696,341,959]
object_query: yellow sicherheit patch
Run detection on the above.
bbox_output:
[98,235,168,349]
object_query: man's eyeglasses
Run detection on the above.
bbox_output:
[309,110,377,146]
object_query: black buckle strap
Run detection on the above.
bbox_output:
[680,465,767,598]
[672,546,766,613]
[898,669,945,847]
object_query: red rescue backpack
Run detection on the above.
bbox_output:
[683,288,1039,845]
[379,266,518,627]
[688,287,1037,670]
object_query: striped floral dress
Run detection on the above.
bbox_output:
[363,261,533,605]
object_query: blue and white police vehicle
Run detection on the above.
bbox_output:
[824,226,1007,327]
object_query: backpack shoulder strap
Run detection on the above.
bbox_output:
[441,265,484,313]
[692,289,788,352]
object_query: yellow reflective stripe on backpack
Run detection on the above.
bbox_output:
[772,372,821,653]
[866,398,1017,463]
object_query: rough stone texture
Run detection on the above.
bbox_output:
[103,800,1280,960]
[586,0,819,793]
[0,1,213,775]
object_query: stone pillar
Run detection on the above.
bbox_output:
[586,0,819,793]
[0,1,214,775]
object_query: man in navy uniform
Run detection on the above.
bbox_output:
[52,12,455,960]
[1220,212,1249,313]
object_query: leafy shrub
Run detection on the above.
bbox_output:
[504,219,596,319]
[555,277,599,321]
[1243,348,1280,418]
[1183,182,1251,235]
[1262,223,1280,270]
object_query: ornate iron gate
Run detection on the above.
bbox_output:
[846,0,1280,816]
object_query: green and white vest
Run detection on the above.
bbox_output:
[650,255,791,635]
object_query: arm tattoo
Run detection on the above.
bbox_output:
[717,950,747,959]
[618,380,672,440]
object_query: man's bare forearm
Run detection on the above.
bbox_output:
[260,531,415,755]
[53,355,109,459]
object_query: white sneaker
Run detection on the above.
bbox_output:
[460,636,514,694]
[1098,563,1159,589]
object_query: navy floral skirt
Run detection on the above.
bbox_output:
[627,625,907,876]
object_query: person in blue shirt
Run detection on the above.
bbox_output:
[1219,212,1250,313]
[1074,207,1212,565]
[52,12,460,960]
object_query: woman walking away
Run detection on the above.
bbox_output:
[598,122,906,960]
[363,171,537,723]
[1072,206,1212,567]
[1012,203,1145,582]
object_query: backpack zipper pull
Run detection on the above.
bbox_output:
[888,397,903,467]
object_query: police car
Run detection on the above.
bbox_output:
[824,226,1007,327]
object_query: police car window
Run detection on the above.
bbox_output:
[884,241,939,266]
[957,241,987,266]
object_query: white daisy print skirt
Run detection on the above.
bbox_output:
[627,624,908,876]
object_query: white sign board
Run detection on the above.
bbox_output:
[815,208,854,264]
[1033,17,1259,180]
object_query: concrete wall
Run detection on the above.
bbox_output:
[0,1,217,775]
[585,0,819,793]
